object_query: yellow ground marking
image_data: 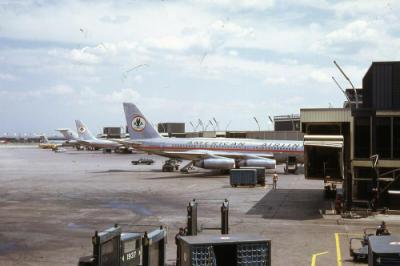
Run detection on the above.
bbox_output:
[311,251,328,266]
[335,233,363,266]
[335,233,342,266]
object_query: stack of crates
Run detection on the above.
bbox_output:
[240,167,266,186]
[230,169,257,187]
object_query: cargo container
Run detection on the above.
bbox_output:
[142,227,167,266]
[368,235,400,265]
[179,234,271,266]
[240,167,266,185]
[121,233,142,266]
[230,169,257,187]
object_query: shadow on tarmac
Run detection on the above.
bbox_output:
[247,189,330,220]
[146,171,228,180]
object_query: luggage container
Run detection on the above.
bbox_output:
[368,235,400,265]
[179,234,271,266]
[230,169,257,187]
[78,225,122,266]
[241,167,266,185]
[121,233,142,266]
[142,227,167,266]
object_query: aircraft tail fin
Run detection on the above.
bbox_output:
[56,128,78,141]
[39,135,49,143]
[75,120,95,140]
[123,103,161,139]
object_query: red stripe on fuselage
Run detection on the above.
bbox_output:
[136,145,303,154]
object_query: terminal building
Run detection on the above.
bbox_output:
[301,61,400,210]
[274,114,300,131]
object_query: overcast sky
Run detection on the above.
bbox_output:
[1,0,400,135]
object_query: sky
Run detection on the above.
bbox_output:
[1,0,400,135]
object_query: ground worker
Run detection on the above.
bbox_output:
[272,172,278,189]
[376,221,390,236]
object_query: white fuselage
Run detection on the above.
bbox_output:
[79,139,121,149]
[130,137,304,164]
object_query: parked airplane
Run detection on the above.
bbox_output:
[75,120,123,150]
[56,128,81,148]
[56,128,79,142]
[122,103,304,172]
[38,135,63,149]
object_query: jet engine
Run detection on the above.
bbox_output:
[239,158,276,169]
[194,158,235,169]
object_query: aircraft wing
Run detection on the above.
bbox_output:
[163,150,274,160]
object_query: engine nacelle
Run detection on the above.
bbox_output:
[239,158,276,169]
[194,158,235,169]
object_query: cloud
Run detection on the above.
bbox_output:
[325,20,378,45]
[48,84,74,95]
[99,15,130,24]
[1,0,400,132]
[0,73,16,80]
[199,0,275,11]
[68,49,101,65]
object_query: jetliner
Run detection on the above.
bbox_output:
[123,103,304,172]
[56,128,79,142]
[38,135,63,149]
[75,120,123,150]
[56,128,81,148]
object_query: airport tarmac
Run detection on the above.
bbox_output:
[0,145,400,266]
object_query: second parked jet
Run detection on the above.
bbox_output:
[75,120,123,150]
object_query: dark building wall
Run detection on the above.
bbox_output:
[158,123,185,134]
[354,117,370,158]
[362,62,400,110]
[274,120,300,131]
[394,63,400,108]
[103,127,122,138]
[394,117,400,159]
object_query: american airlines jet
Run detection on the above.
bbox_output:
[123,103,304,171]
[75,120,123,149]
[56,128,80,148]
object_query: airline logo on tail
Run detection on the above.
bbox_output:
[132,116,146,132]
[78,126,86,133]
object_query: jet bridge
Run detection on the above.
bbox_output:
[304,135,344,180]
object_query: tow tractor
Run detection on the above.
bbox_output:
[284,156,298,174]
[349,228,387,262]
[162,159,181,172]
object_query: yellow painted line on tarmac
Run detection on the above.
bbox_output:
[335,233,342,266]
[334,232,363,266]
[310,251,328,266]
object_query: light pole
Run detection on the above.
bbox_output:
[253,117,260,132]
[268,116,274,131]
[213,117,219,131]
[198,119,205,131]
[209,120,216,131]
[189,121,196,132]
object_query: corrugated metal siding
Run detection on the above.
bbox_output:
[373,63,392,110]
[393,63,400,108]
[246,131,304,140]
[364,62,400,110]
[300,108,352,123]
[363,66,373,108]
